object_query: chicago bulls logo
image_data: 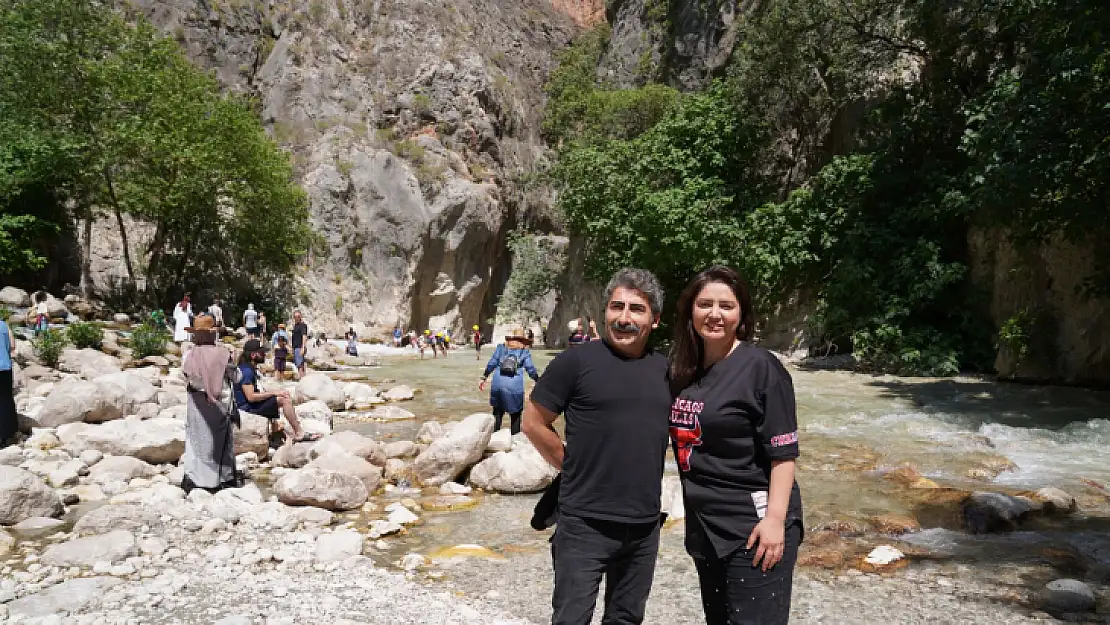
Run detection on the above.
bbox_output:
[670,418,702,472]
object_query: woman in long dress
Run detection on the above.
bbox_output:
[181,313,239,493]
[173,295,193,343]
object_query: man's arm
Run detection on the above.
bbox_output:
[522,399,563,469]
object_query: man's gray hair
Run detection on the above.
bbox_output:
[604,268,665,316]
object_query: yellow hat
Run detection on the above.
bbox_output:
[472,325,479,330]
[424,329,430,334]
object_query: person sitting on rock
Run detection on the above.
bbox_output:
[234,338,320,446]
[479,328,540,435]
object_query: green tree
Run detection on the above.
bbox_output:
[0,0,312,305]
[497,232,567,325]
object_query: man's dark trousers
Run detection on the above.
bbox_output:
[551,512,661,625]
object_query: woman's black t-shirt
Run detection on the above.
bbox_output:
[669,345,803,560]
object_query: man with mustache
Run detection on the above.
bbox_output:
[523,267,671,625]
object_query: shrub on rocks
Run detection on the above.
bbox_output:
[130,322,169,359]
[66,322,102,350]
[413,413,495,486]
[32,328,68,368]
[0,465,64,524]
[274,468,368,510]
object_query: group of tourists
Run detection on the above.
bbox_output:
[180,313,321,493]
[508,265,803,625]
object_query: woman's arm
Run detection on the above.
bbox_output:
[523,350,540,381]
[481,345,503,379]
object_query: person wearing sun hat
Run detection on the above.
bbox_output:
[478,328,540,434]
[180,314,240,492]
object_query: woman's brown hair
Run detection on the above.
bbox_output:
[669,265,755,392]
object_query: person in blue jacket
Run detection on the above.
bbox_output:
[478,328,540,434]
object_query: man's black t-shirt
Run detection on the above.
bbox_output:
[669,345,803,560]
[530,339,671,524]
[291,322,308,349]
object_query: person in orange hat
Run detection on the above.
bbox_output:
[478,328,540,434]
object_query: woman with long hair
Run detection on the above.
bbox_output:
[668,265,804,625]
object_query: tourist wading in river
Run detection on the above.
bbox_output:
[479,327,540,435]
[669,265,804,625]
[523,267,671,625]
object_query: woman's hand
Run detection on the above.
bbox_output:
[478,378,486,391]
[747,517,786,572]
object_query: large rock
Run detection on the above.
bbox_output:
[88,455,158,483]
[57,417,185,464]
[37,379,119,427]
[962,491,1038,534]
[306,452,383,494]
[7,577,123,619]
[0,286,30,307]
[343,382,382,408]
[41,529,138,566]
[73,504,161,536]
[271,441,314,468]
[468,437,558,493]
[383,385,415,401]
[416,420,448,444]
[274,468,368,510]
[486,429,512,452]
[1032,487,1078,515]
[1039,578,1096,613]
[295,373,346,410]
[369,405,416,421]
[0,465,64,524]
[91,371,159,411]
[234,412,271,457]
[315,529,365,562]
[413,413,495,486]
[44,293,68,318]
[58,348,121,377]
[310,431,380,462]
[295,400,334,430]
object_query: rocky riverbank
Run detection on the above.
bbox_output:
[2,301,1109,623]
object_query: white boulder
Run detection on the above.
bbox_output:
[42,529,138,566]
[468,436,558,493]
[315,529,365,562]
[306,452,383,494]
[295,373,346,410]
[0,465,64,524]
[274,468,368,511]
[413,413,495,486]
[382,385,415,401]
[57,417,185,464]
[58,348,120,377]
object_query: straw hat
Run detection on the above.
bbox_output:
[185,314,218,333]
[505,328,533,346]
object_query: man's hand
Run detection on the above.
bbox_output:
[522,399,564,469]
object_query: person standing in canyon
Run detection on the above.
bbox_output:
[290,310,309,379]
[668,265,803,625]
[523,267,671,625]
[173,294,194,343]
[472,324,482,360]
[0,316,17,448]
[243,304,259,339]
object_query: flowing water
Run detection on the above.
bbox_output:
[328,347,1110,612]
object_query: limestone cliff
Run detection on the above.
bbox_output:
[84,0,578,337]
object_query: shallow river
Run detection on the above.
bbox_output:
[330,346,1110,618]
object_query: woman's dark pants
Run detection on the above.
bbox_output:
[492,408,522,435]
[693,522,802,625]
[0,369,18,444]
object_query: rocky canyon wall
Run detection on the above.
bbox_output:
[81,0,579,337]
